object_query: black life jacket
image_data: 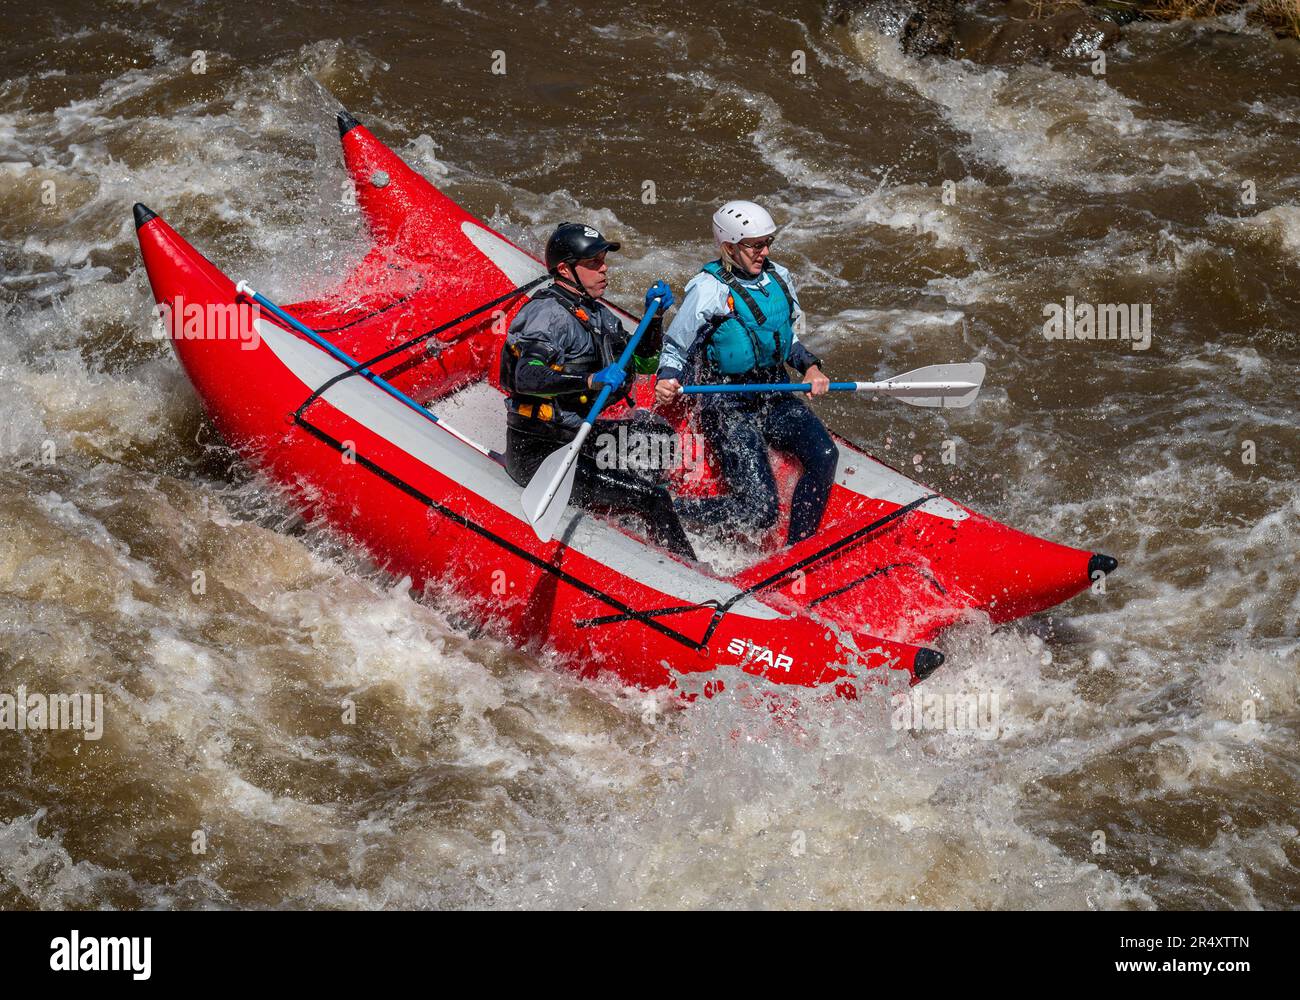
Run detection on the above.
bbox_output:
[499,285,631,425]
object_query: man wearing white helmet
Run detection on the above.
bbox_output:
[656,201,837,546]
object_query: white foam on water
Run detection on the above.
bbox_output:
[669,70,976,262]
[444,642,1157,910]
[1246,98,1300,124]
[847,26,1240,193]
[0,810,131,909]
[815,307,967,352]
[1235,204,1300,259]
[923,268,1016,306]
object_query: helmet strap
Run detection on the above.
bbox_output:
[556,261,592,301]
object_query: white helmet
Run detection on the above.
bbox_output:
[712,200,776,248]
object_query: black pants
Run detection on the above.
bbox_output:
[676,390,839,546]
[506,412,698,560]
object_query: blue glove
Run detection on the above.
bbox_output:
[644,280,674,313]
[591,363,626,392]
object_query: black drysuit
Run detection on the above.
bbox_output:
[501,285,697,560]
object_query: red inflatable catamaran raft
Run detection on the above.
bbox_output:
[134,111,1116,697]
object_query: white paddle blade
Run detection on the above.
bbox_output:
[521,438,581,542]
[879,362,985,408]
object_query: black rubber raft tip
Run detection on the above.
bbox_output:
[913,647,945,682]
[133,203,157,229]
[1088,553,1119,577]
[337,110,361,137]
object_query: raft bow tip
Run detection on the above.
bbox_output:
[1088,553,1118,578]
[913,647,945,682]
[133,203,157,229]
[337,110,361,137]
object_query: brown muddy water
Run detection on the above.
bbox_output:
[0,0,1297,909]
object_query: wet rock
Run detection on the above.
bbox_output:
[1086,0,1151,25]
[827,0,959,57]
[953,1,1121,65]
[829,1,1120,64]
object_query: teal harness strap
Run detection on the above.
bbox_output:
[713,264,768,325]
[709,265,768,369]
[701,260,793,373]
[761,260,792,308]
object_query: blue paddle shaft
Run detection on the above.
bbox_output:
[682,382,858,394]
[242,285,445,427]
[582,299,663,425]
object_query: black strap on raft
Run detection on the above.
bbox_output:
[291,414,708,650]
[572,493,941,638]
[311,270,427,334]
[294,274,550,420]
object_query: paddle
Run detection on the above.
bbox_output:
[521,299,664,541]
[235,280,496,457]
[681,362,986,409]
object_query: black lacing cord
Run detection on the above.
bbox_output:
[293,274,550,420]
[310,269,426,333]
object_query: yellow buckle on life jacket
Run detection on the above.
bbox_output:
[516,402,555,422]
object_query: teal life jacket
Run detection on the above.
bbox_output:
[700,259,795,375]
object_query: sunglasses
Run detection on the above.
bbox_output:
[737,236,774,251]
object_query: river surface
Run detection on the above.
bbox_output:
[1,0,1297,909]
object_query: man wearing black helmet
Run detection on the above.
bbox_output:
[500,222,695,559]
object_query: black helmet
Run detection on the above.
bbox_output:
[544,223,621,272]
